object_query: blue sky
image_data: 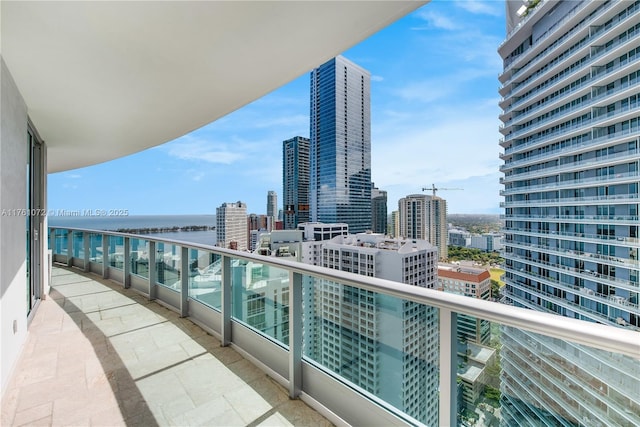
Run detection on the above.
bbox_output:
[49,0,506,216]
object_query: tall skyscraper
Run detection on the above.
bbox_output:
[282,136,310,229]
[216,201,248,251]
[310,55,372,233]
[304,233,439,422]
[499,1,639,425]
[266,190,277,220]
[398,194,448,259]
[371,183,388,234]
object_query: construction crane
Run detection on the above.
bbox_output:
[421,184,463,198]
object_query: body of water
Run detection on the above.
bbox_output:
[49,214,217,245]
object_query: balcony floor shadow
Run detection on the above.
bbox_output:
[1,266,332,427]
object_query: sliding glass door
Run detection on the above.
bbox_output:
[27,124,44,315]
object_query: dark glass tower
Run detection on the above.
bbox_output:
[310,56,372,233]
[282,136,310,229]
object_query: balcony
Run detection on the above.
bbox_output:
[0,267,329,427]
[5,227,635,426]
[501,171,640,196]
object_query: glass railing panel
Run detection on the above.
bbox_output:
[302,276,440,425]
[108,235,124,270]
[155,242,181,290]
[72,230,84,259]
[129,238,149,279]
[53,229,68,256]
[230,257,290,346]
[458,318,640,427]
[188,249,221,310]
[89,233,102,263]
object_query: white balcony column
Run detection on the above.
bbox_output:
[439,308,458,427]
[221,255,232,346]
[123,237,131,288]
[288,271,302,399]
[66,230,73,267]
[148,241,157,300]
[101,233,109,279]
[180,246,189,317]
[83,232,90,272]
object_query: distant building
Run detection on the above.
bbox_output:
[438,263,491,345]
[310,56,371,233]
[371,183,387,234]
[266,190,277,219]
[216,201,247,250]
[283,136,310,229]
[297,222,348,242]
[247,213,273,251]
[389,210,400,238]
[305,233,439,422]
[469,233,503,252]
[398,194,448,259]
[448,228,471,247]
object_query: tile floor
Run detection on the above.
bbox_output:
[1,267,332,427]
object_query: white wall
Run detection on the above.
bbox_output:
[0,57,29,393]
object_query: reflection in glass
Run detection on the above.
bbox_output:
[89,233,102,263]
[230,258,290,346]
[188,250,221,309]
[155,242,181,290]
[54,229,68,255]
[130,238,149,279]
[108,235,124,270]
[72,231,84,259]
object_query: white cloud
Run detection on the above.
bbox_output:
[165,137,244,164]
[414,10,460,30]
[371,75,384,82]
[455,0,502,17]
[66,173,82,179]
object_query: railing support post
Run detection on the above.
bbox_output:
[83,232,90,272]
[288,271,302,399]
[180,246,189,317]
[439,308,457,427]
[66,230,73,267]
[148,241,157,300]
[221,255,232,346]
[123,237,131,288]
[101,234,109,278]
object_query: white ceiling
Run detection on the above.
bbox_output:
[2,1,426,172]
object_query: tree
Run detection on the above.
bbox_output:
[491,279,501,300]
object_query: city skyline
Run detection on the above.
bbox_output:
[47,0,505,216]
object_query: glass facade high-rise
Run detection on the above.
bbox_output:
[283,136,310,230]
[310,55,372,233]
[499,0,640,425]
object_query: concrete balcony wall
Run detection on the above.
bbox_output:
[0,56,29,393]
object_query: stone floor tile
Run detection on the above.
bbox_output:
[16,414,52,427]
[12,401,53,426]
[224,383,273,424]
